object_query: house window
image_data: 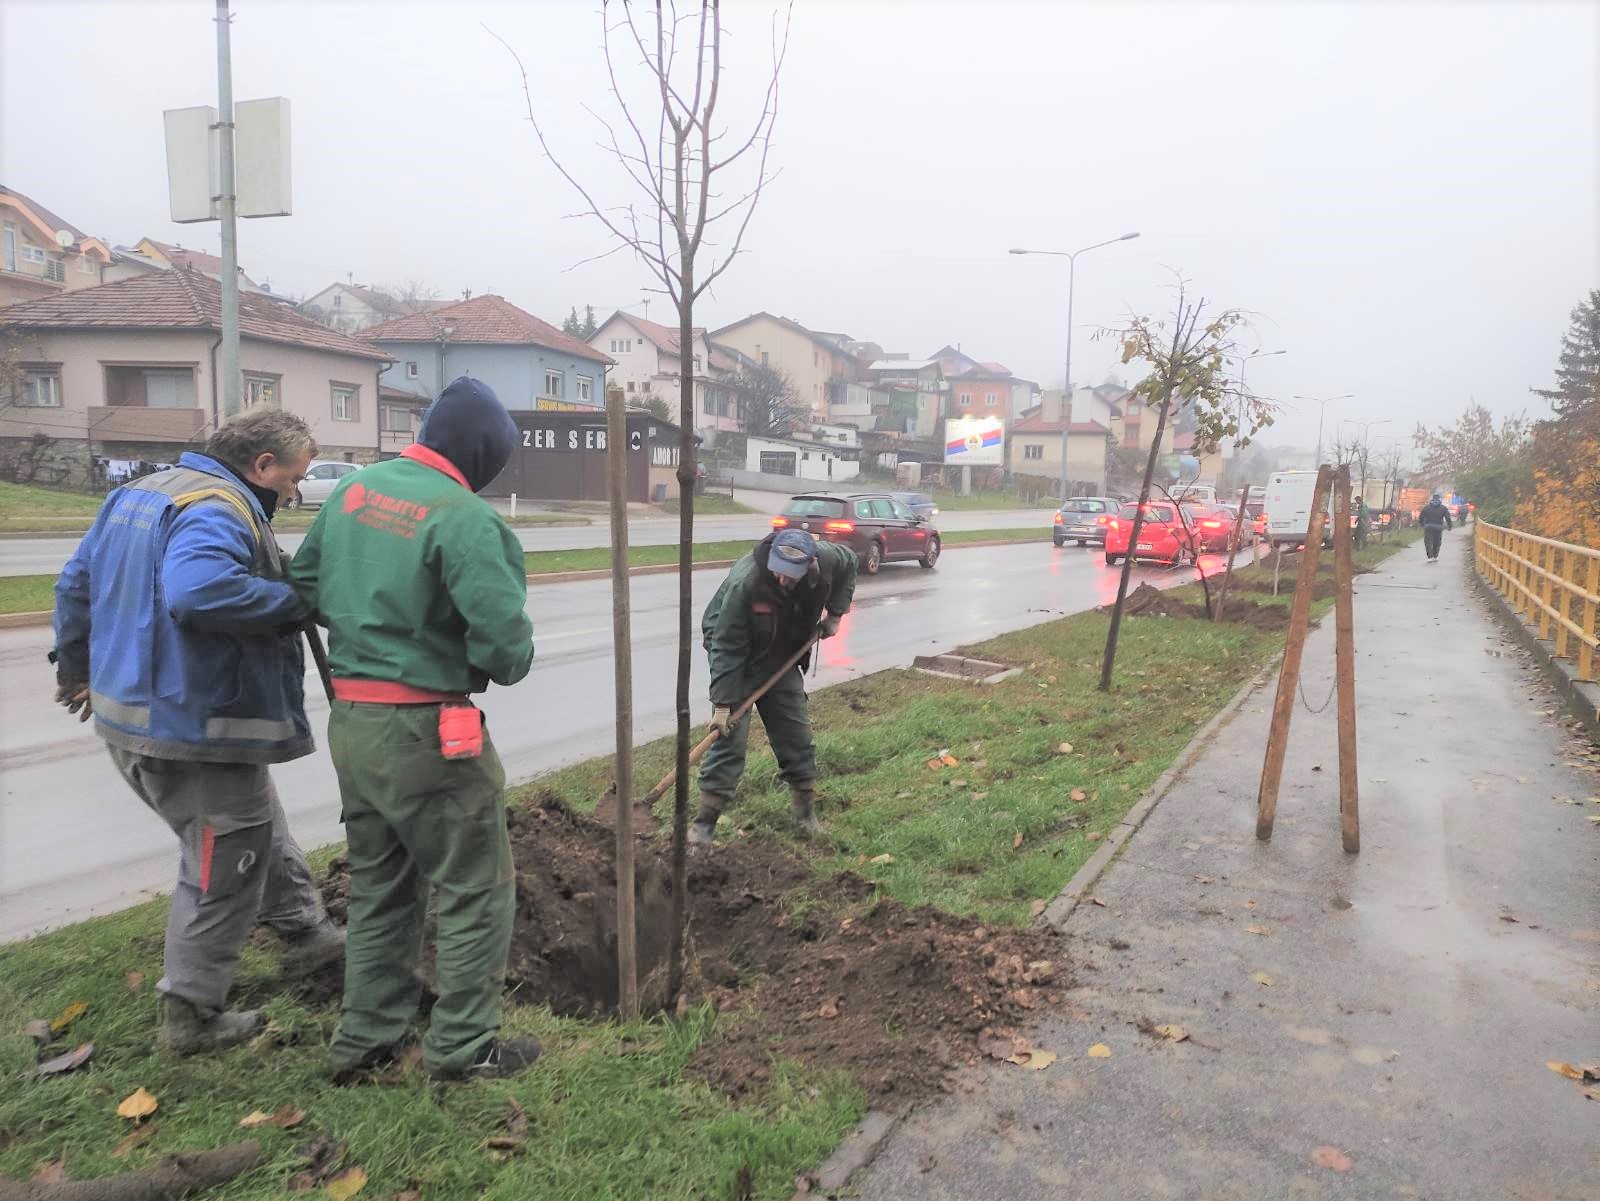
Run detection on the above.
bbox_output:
[23,245,46,264]
[693,355,701,371]
[813,351,819,367]
[79,254,96,275]
[380,405,413,433]
[243,375,278,408]
[2,224,15,271]
[576,375,592,402]
[1023,443,1043,461]
[959,393,972,407]
[609,338,633,354]
[332,384,359,421]
[405,361,419,379]
[986,392,998,407]
[19,366,62,407]
[333,293,342,308]
[761,351,769,367]
[544,369,563,398]
[105,365,198,408]
[43,258,65,283]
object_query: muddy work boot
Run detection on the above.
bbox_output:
[688,793,723,851]
[159,995,263,1056]
[280,919,347,977]
[428,1036,542,1083]
[789,782,823,838]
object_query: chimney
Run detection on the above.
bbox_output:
[1042,389,1064,424]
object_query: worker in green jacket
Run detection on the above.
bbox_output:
[289,377,537,1083]
[692,528,857,847]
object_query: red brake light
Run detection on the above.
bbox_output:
[1053,513,1063,523]
[824,520,855,533]
[1095,515,1108,524]
[1202,519,1221,529]
[772,516,789,528]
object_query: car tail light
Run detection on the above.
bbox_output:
[1202,519,1222,529]
[1053,513,1063,523]
[771,516,789,528]
[1095,515,1108,524]
[824,520,855,533]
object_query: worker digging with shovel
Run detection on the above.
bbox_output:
[691,528,858,849]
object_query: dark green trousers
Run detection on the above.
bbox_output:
[326,702,514,1075]
[697,665,815,802]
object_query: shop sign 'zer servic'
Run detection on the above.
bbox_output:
[943,417,1006,466]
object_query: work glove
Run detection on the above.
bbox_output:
[55,681,92,723]
[709,706,734,738]
[818,613,843,639]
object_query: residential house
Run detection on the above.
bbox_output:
[1,186,116,306]
[708,313,863,424]
[1010,411,1113,496]
[0,268,390,486]
[589,310,745,438]
[300,282,444,334]
[862,358,943,437]
[743,434,859,484]
[129,237,271,296]
[362,295,612,425]
[931,345,1025,428]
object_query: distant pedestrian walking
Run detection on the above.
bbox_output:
[1419,493,1453,561]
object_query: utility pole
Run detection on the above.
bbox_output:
[215,0,240,418]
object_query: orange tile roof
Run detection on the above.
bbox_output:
[362,294,612,362]
[0,268,390,360]
[608,309,704,354]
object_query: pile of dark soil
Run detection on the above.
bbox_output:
[318,792,1066,1106]
[1108,582,1290,630]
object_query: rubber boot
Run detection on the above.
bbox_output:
[428,1036,543,1082]
[280,919,347,978]
[159,995,263,1056]
[688,794,722,850]
[789,782,823,838]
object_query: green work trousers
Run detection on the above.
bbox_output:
[697,665,815,802]
[326,701,514,1076]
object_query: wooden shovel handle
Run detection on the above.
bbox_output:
[637,634,820,807]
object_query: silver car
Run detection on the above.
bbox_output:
[1052,496,1119,546]
[291,459,360,508]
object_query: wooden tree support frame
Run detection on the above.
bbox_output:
[1254,464,1361,852]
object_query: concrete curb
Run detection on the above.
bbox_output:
[1038,657,1278,931]
[0,537,1054,627]
[1472,565,1600,741]
[808,1110,903,1195]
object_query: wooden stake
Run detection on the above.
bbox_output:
[1333,465,1360,854]
[1255,464,1334,841]
[605,388,638,1019]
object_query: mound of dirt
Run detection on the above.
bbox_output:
[318,792,1066,1105]
[1104,582,1290,629]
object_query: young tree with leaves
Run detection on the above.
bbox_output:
[1410,402,1527,486]
[493,0,790,1003]
[1095,282,1274,689]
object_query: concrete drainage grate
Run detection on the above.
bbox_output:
[910,654,1023,685]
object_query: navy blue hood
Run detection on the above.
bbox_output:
[418,376,517,493]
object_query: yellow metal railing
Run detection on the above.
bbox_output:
[1475,521,1600,682]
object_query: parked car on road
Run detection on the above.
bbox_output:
[891,491,939,519]
[1052,496,1118,547]
[773,492,941,574]
[1189,502,1247,552]
[1104,501,1197,567]
[290,459,360,508]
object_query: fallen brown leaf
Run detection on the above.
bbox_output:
[1088,896,1107,907]
[1012,832,1023,851]
[926,758,942,771]
[941,753,959,767]
[1070,789,1087,803]
[1194,875,1215,884]
[32,1159,68,1184]
[1086,831,1103,842]
[868,853,894,865]
[1057,742,1073,755]
[112,1123,159,1158]
[326,1165,368,1201]
[1250,972,1274,987]
[1547,1061,1585,1081]
[1243,899,1258,910]
[1153,1024,1189,1043]
[1029,900,1047,919]
[1245,924,1270,936]
[289,1135,346,1191]
[35,1042,94,1077]
[125,971,146,995]
[1310,1146,1353,1172]
[817,1000,839,1020]
[241,1104,306,1130]
[1087,1043,1111,1059]
[116,1087,159,1120]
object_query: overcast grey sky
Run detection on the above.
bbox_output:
[3,0,1595,449]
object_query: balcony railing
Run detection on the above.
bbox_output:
[86,406,209,443]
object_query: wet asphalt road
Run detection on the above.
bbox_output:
[0,507,1061,577]
[0,541,1231,940]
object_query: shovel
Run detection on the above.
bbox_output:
[607,632,821,815]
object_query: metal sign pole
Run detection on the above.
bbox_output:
[215,0,240,419]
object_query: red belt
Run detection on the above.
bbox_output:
[331,678,469,705]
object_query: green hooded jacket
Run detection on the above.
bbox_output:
[702,535,857,707]
[287,453,533,694]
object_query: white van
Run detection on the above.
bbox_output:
[1264,471,1333,547]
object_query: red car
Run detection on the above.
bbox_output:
[1189,502,1254,553]
[1104,501,1197,567]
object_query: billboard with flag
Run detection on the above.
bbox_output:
[943,417,1006,466]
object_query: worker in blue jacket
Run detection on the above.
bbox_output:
[52,409,344,1055]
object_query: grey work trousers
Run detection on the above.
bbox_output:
[109,748,326,1013]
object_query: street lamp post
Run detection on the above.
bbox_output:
[1340,417,1391,500]
[1296,394,1354,467]
[1010,232,1139,501]
[1233,349,1286,491]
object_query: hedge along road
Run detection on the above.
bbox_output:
[0,506,1061,577]
[0,541,1240,940]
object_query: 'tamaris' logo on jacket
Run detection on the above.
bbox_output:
[341,481,430,538]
